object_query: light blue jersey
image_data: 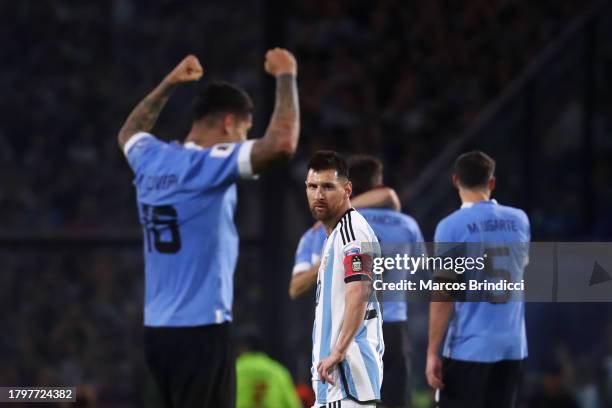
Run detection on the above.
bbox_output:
[295,209,424,322]
[292,224,326,276]
[434,199,530,362]
[123,132,256,327]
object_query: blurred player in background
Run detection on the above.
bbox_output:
[426,151,530,408]
[236,328,302,408]
[117,49,299,407]
[290,180,400,299]
[291,155,425,407]
[305,151,383,407]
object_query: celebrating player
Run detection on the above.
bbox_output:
[305,151,384,407]
[426,151,530,408]
[118,49,299,407]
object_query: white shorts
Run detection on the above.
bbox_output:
[312,399,376,408]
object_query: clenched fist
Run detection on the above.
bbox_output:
[264,48,297,77]
[164,55,204,85]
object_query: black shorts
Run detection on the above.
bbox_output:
[381,321,411,407]
[144,323,235,408]
[438,358,523,408]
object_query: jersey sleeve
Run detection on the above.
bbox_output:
[341,225,377,284]
[123,132,165,174]
[433,218,454,243]
[293,225,327,275]
[181,140,257,191]
[293,229,314,275]
[310,225,327,264]
[433,219,462,281]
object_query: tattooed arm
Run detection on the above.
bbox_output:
[118,55,203,148]
[251,48,300,173]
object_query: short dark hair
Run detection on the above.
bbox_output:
[307,150,349,179]
[192,81,253,121]
[347,155,383,196]
[454,151,496,188]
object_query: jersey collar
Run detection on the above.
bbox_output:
[461,199,498,209]
[184,141,204,151]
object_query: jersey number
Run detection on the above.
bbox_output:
[142,204,182,254]
[484,246,511,304]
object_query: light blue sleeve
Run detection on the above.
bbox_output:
[123,132,166,174]
[434,218,454,243]
[310,225,327,262]
[293,229,315,275]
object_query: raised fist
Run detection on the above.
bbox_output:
[165,55,204,85]
[264,48,297,77]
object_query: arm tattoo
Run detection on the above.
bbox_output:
[118,82,175,146]
[273,74,299,124]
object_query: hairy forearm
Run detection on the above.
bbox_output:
[352,187,401,211]
[118,80,176,147]
[289,263,319,299]
[428,301,454,355]
[265,74,299,152]
[335,282,369,355]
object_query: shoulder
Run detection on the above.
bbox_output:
[434,209,464,241]
[123,132,166,156]
[436,208,463,230]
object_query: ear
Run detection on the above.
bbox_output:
[223,114,235,135]
[488,177,496,192]
[345,181,353,199]
[452,174,460,190]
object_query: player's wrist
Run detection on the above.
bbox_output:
[275,71,297,79]
[331,347,346,361]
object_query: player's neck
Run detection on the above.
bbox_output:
[459,189,491,206]
[185,122,228,148]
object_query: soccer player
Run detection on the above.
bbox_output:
[305,151,384,407]
[426,151,530,408]
[290,185,401,300]
[117,49,299,407]
[294,155,425,408]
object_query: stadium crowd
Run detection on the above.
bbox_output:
[2,0,612,407]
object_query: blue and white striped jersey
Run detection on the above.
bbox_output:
[312,208,384,405]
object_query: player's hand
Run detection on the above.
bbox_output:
[164,55,204,85]
[316,349,344,385]
[264,48,297,77]
[426,353,445,390]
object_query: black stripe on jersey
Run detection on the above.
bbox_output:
[339,218,347,245]
[333,208,355,231]
[347,210,356,241]
[342,216,350,245]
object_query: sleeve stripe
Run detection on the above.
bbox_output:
[339,219,347,246]
[123,132,152,156]
[347,212,356,241]
[237,140,256,178]
[292,261,311,275]
[342,216,349,245]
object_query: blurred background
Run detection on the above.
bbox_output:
[1,0,612,406]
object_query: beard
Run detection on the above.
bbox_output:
[310,203,332,222]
